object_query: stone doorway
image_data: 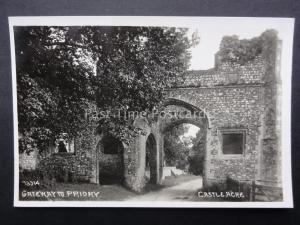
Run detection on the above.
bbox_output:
[145,133,158,184]
[97,134,124,185]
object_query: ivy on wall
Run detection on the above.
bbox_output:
[218,29,278,65]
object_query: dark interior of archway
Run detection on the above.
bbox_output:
[163,123,205,176]
[145,134,157,184]
[99,134,124,185]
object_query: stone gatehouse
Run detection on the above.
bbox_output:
[20,33,282,192]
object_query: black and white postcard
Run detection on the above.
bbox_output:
[9,16,294,207]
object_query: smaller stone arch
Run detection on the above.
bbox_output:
[163,97,211,128]
[158,97,210,185]
[162,118,208,134]
[160,98,210,133]
[96,132,125,185]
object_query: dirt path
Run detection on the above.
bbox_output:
[128,176,203,201]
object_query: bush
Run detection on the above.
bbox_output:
[218,29,278,65]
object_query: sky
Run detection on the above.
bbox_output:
[182,124,200,139]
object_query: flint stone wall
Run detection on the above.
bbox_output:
[37,123,99,184]
[164,44,280,187]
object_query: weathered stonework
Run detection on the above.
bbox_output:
[119,37,281,191]
[37,123,100,183]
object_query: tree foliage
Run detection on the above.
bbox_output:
[15,26,197,153]
[163,124,191,169]
[163,124,205,174]
[188,129,205,175]
[218,29,278,65]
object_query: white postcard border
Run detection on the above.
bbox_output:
[9,16,294,208]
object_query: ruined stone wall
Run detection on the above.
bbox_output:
[97,138,124,184]
[121,44,280,191]
[38,153,94,183]
[37,123,99,184]
[122,118,162,192]
[259,40,282,184]
[166,86,263,184]
[123,118,151,192]
[37,122,126,185]
[182,56,265,87]
[166,54,268,186]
